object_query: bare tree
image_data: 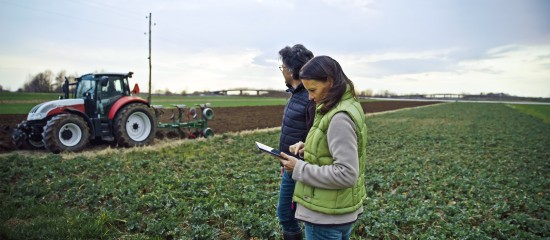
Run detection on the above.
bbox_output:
[360,89,373,97]
[164,88,173,95]
[375,90,396,98]
[23,70,53,92]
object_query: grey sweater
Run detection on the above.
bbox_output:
[292,112,364,224]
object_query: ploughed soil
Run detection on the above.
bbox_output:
[0,101,439,153]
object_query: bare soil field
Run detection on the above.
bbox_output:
[0,101,439,153]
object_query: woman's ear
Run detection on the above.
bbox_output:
[328,77,334,87]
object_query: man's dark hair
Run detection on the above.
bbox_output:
[299,55,356,115]
[279,44,314,80]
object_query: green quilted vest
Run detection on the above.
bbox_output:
[293,87,367,215]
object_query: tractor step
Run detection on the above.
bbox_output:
[91,119,114,141]
[101,136,114,141]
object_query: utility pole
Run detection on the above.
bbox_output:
[147,12,152,103]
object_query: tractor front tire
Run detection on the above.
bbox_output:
[114,103,156,147]
[43,114,90,154]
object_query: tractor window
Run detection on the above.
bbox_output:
[99,76,124,99]
[76,78,95,99]
[96,76,125,116]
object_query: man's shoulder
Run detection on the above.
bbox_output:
[290,87,309,100]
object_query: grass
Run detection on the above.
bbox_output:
[0,92,60,101]
[142,95,289,108]
[0,92,289,114]
[1,103,549,239]
[0,104,38,115]
[0,92,375,114]
[508,104,550,124]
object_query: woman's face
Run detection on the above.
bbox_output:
[302,78,333,104]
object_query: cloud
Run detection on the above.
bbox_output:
[144,48,282,92]
[346,43,550,97]
[459,44,550,76]
[333,48,460,78]
[1,0,549,97]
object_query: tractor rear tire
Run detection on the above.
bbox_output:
[113,103,156,147]
[43,114,90,154]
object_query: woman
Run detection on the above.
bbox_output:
[279,56,367,239]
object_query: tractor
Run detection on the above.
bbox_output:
[12,72,214,154]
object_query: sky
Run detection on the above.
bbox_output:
[1,0,549,97]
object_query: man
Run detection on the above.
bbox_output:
[277,44,314,240]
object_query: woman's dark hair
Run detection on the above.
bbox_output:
[299,56,356,115]
[279,44,314,80]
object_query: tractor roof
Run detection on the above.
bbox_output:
[80,72,134,79]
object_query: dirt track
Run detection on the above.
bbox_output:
[0,101,439,153]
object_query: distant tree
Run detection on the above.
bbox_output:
[23,70,53,92]
[0,84,9,92]
[360,89,373,97]
[165,88,173,95]
[376,90,395,97]
[180,87,188,96]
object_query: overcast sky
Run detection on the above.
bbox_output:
[1,0,549,97]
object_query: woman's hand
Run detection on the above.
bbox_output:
[279,152,298,173]
[289,141,305,157]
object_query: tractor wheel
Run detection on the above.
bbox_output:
[42,114,90,154]
[202,128,214,138]
[28,139,45,148]
[113,103,156,147]
[202,108,214,120]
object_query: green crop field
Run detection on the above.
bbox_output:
[0,92,376,114]
[0,92,60,101]
[507,104,550,124]
[139,95,289,108]
[1,102,548,239]
[0,92,291,114]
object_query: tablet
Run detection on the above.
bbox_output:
[255,141,284,159]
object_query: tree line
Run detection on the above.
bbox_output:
[0,70,388,98]
[0,70,79,93]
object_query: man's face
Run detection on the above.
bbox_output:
[280,64,293,85]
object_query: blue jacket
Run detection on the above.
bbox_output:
[279,83,313,156]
